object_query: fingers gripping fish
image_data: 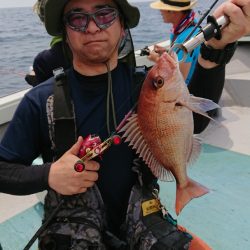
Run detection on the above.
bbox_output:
[120,52,219,215]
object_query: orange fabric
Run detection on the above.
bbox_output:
[178,225,212,250]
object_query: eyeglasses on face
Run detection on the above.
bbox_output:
[64,7,119,32]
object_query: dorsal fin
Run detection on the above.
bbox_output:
[120,114,174,181]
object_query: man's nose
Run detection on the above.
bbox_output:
[85,18,100,33]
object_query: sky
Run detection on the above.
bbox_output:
[0,0,150,9]
[0,0,36,8]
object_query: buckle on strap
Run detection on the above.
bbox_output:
[53,67,65,80]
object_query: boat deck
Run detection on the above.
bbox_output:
[160,41,250,249]
[0,42,250,249]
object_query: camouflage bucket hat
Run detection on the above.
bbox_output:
[44,0,140,36]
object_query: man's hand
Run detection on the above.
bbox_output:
[199,0,250,68]
[207,0,250,49]
[48,136,100,195]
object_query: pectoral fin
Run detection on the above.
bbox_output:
[179,95,220,121]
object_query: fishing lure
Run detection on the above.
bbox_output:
[74,134,122,172]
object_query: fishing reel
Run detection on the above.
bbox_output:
[140,46,150,56]
[74,134,122,172]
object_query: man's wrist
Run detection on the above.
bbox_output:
[200,42,238,65]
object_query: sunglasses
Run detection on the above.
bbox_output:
[64,7,119,32]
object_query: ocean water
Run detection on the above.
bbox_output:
[0,0,225,97]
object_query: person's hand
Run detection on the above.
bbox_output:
[48,136,100,195]
[147,45,167,62]
[147,50,160,62]
[206,0,250,49]
[154,44,167,54]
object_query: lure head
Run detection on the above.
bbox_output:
[78,134,102,158]
[78,134,121,159]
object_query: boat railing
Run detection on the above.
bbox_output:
[0,35,249,135]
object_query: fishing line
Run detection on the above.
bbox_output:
[181,0,220,45]
[96,27,142,137]
[169,0,220,55]
[138,0,220,57]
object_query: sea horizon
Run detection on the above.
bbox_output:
[0,0,225,97]
[0,0,152,9]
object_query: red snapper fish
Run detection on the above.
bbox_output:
[120,52,219,215]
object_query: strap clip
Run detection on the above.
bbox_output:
[53,67,65,81]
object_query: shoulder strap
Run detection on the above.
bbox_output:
[131,65,149,106]
[51,64,148,161]
[53,68,76,159]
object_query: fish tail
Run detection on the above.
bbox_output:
[178,225,212,250]
[175,178,209,215]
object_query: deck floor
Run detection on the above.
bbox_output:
[0,143,250,249]
[159,144,250,250]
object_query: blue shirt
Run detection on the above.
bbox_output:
[170,24,201,85]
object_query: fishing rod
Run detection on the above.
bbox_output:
[176,15,229,54]
[170,15,229,61]
[140,0,226,59]
[179,0,220,47]
[169,0,229,60]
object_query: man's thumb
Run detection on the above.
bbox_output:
[69,136,83,156]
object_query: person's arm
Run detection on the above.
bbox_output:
[0,92,52,194]
[188,63,225,133]
[0,160,50,195]
[189,0,250,133]
[0,138,100,196]
[0,83,101,196]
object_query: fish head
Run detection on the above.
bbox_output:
[140,52,184,104]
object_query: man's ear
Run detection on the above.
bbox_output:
[121,28,125,38]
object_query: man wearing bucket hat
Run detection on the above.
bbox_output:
[1,0,250,249]
[38,0,204,248]
[148,0,200,85]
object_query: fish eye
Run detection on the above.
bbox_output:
[153,76,164,89]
